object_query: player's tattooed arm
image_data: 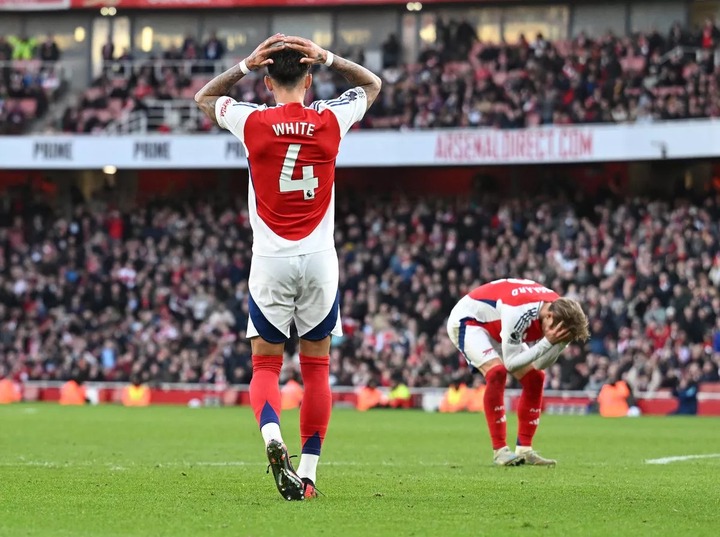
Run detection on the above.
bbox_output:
[283,36,382,109]
[195,34,286,124]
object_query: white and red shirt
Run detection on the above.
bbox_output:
[451,278,566,370]
[216,87,367,257]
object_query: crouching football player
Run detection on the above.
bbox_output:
[447,278,589,466]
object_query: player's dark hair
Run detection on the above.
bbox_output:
[267,48,310,88]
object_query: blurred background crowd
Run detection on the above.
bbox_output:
[5,17,720,134]
[1,181,719,395]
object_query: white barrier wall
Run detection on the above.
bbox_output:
[2,120,720,169]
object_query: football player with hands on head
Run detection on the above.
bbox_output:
[447,278,590,466]
[195,35,381,500]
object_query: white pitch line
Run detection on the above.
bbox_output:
[645,454,720,465]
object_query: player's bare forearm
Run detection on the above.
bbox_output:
[194,64,246,124]
[330,55,382,109]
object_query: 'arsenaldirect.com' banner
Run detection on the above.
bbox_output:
[1,120,720,169]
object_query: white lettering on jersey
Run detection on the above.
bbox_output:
[511,286,554,297]
[271,122,316,137]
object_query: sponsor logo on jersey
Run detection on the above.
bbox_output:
[219,98,231,118]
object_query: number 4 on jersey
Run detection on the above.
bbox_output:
[279,143,318,200]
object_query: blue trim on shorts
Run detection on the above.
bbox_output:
[248,292,287,343]
[302,289,340,341]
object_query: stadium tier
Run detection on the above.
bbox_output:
[0,0,719,413]
[0,185,719,395]
[1,2,720,134]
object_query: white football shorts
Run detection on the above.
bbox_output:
[247,249,342,343]
[446,314,502,370]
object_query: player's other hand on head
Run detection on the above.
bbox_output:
[545,321,571,345]
[283,36,328,65]
[246,33,287,70]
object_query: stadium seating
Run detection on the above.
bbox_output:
[49,21,720,133]
[0,37,67,135]
[0,188,718,394]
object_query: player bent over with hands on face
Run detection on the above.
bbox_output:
[447,278,589,466]
[194,35,381,500]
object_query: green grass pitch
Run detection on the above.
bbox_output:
[1,405,719,537]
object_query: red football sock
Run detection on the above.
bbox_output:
[249,355,283,428]
[299,354,331,455]
[483,365,508,450]
[517,368,545,447]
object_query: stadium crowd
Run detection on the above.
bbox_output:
[58,18,720,133]
[0,34,64,134]
[1,183,719,395]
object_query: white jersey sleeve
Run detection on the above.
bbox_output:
[215,97,263,142]
[499,302,565,372]
[310,87,367,137]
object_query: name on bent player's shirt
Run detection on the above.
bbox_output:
[271,122,316,137]
[509,285,553,296]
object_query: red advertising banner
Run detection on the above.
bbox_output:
[0,0,69,9]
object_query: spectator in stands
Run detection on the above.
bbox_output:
[38,34,60,63]
[101,40,115,61]
[700,18,720,49]
[381,33,401,69]
[8,34,37,60]
[182,35,200,60]
[203,32,225,61]
[0,37,12,61]
[4,101,25,134]
[670,368,700,415]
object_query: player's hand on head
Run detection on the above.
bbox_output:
[246,33,287,70]
[283,36,328,65]
[545,321,571,345]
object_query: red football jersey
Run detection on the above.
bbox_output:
[456,278,560,344]
[216,88,367,256]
